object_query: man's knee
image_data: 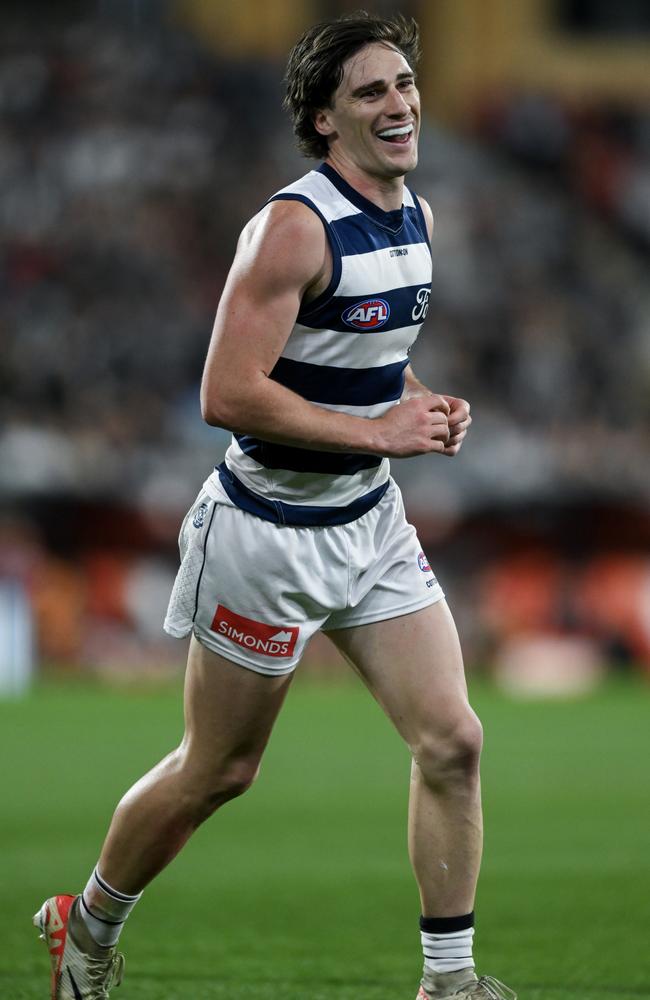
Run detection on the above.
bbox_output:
[412,710,483,790]
[207,757,260,803]
[174,749,260,823]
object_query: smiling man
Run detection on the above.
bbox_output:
[34,12,516,1000]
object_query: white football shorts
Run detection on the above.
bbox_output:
[164,471,444,676]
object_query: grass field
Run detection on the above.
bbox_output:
[1,674,649,1000]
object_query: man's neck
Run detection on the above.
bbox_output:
[324,154,405,212]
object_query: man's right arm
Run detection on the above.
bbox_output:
[200,199,449,459]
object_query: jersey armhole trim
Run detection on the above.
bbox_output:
[267,193,343,319]
[411,193,432,258]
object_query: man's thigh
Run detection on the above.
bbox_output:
[182,635,294,769]
[325,600,472,746]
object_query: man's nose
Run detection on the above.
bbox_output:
[385,86,410,116]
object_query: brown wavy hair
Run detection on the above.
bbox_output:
[284,10,421,160]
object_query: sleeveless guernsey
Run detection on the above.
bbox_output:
[217,162,432,527]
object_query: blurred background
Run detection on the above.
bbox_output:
[1,0,650,695]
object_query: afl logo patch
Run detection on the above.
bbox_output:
[192,502,209,528]
[342,298,390,331]
[418,551,432,573]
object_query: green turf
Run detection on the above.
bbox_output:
[1,675,649,999]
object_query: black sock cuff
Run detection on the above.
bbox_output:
[94,867,141,902]
[420,912,475,934]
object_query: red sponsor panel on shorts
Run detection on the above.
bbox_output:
[211,604,299,658]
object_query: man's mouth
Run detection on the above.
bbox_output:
[376,123,414,145]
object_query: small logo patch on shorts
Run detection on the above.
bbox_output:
[417,551,432,573]
[192,502,209,528]
[211,604,299,658]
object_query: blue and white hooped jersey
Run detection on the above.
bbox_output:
[218,162,432,527]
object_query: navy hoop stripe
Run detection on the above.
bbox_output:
[269,356,408,405]
[234,435,382,475]
[296,283,430,334]
[325,210,428,256]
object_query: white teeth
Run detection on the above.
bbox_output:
[377,124,413,138]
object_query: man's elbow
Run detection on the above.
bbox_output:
[201,406,222,428]
[200,389,232,428]
[201,384,255,431]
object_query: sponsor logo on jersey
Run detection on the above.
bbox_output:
[390,246,409,257]
[192,502,209,528]
[411,287,430,321]
[418,551,432,573]
[211,604,299,658]
[342,298,390,331]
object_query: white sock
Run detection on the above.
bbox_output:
[78,866,142,947]
[420,913,475,974]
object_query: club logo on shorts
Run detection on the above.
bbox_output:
[211,604,299,658]
[418,551,432,573]
[192,502,209,528]
[342,298,390,331]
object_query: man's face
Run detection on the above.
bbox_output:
[315,42,420,180]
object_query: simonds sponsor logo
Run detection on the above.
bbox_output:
[211,604,299,657]
[342,298,390,331]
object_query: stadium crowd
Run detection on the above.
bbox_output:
[1,12,649,677]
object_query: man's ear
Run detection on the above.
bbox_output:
[313,108,336,139]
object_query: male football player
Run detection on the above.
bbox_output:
[35,12,516,1000]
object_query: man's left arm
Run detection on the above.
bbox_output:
[404,196,472,457]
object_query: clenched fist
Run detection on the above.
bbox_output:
[375,394,451,458]
[373,393,471,459]
[440,395,471,457]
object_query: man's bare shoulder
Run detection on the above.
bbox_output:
[237,198,328,276]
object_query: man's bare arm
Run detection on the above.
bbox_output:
[201,199,450,459]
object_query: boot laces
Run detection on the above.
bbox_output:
[461,977,516,999]
[84,951,125,998]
